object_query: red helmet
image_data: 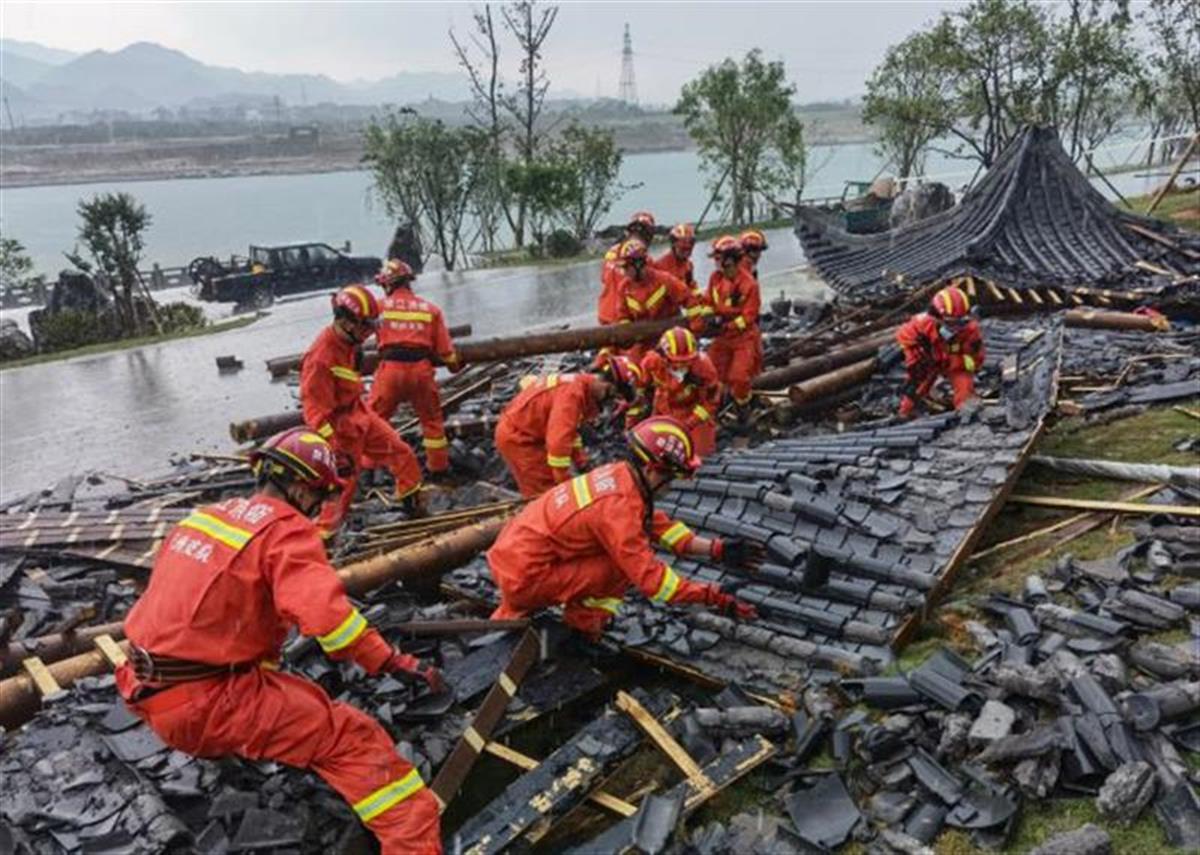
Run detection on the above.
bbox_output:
[331,285,380,324]
[619,238,650,265]
[658,326,698,365]
[627,416,701,478]
[930,285,971,320]
[740,229,768,252]
[249,427,344,495]
[708,235,742,259]
[599,354,645,400]
[669,222,696,248]
[375,259,415,291]
[628,211,656,231]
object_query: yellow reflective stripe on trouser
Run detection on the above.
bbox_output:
[423,436,448,449]
[317,608,368,653]
[659,522,691,550]
[179,511,253,550]
[547,454,572,469]
[317,422,334,438]
[570,474,593,509]
[692,405,710,422]
[352,768,426,823]
[381,310,432,323]
[651,566,681,604]
[330,365,361,383]
[582,597,622,615]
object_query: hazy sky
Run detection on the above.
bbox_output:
[3,1,964,104]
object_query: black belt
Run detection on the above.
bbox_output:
[131,645,256,685]
[380,346,433,363]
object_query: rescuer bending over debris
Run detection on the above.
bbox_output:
[301,285,423,536]
[702,235,763,421]
[598,210,657,325]
[896,284,986,418]
[368,259,462,479]
[486,416,762,639]
[115,428,445,854]
[494,369,616,497]
[641,326,722,457]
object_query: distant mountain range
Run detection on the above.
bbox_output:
[0,39,471,120]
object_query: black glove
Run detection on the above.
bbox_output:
[712,537,765,570]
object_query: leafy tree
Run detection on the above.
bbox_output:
[550,122,625,240]
[675,50,807,224]
[0,237,43,302]
[862,24,956,181]
[75,193,160,335]
[505,159,573,252]
[364,114,488,270]
[1143,0,1200,132]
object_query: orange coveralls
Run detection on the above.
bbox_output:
[487,461,713,637]
[615,268,703,361]
[116,496,440,854]
[597,241,625,325]
[495,373,600,497]
[368,288,458,473]
[301,326,422,533]
[895,312,986,417]
[703,266,762,405]
[641,350,721,456]
[653,250,697,291]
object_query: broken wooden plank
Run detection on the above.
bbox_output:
[614,690,715,797]
[484,741,638,817]
[1008,494,1199,517]
[431,628,543,811]
[21,657,62,697]
[93,634,128,668]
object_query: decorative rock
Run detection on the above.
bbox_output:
[1096,762,1156,825]
[968,700,1016,747]
[1028,823,1112,855]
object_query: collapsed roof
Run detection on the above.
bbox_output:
[795,126,1200,303]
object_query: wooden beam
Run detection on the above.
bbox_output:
[1174,406,1200,422]
[93,634,128,668]
[614,690,715,797]
[21,657,61,696]
[1145,132,1199,216]
[1008,494,1200,517]
[483,741,638,817]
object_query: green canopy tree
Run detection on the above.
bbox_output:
[675,50,807,224]
[74,192,160,335]
[551,122,625,241]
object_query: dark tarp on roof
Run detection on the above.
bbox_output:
[794,126,1200,302]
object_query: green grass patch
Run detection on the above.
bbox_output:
[1007,797,1168,853]
[1119,188,1200,231]
[0,313,260,370]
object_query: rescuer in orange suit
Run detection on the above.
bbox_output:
[487,416,762,638]
[301,285,423,536]
[702,235,763,414]
[612,238,704,361]
[367,260,461,477]
[896,284,985,418]
[653,223,698,291]
[115,428,445,854]
[595,352,651,428]
[739,229,768,281]
[641,327,722,457]
[495,371,615,497]
[598,211,657,325]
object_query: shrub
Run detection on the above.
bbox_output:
[158,302,207,334]
[544,229,583,258]
[32,308,120,352]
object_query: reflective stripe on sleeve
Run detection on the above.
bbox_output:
[651,566,681,604]
[581,596,622,615]
[423,436,449,449]
[317,422,334,438]
[963,355,977,373]
[330,365,361,383]
[547,454,572,469]
[178,511,253,550]
[658,522,692,550]
[317,608,368,653]
[692,405,710,422]
[570,474,593,509]
[352,768,426,822]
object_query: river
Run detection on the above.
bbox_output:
[0,138,1172,500]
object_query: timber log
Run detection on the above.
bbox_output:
[0,516,511,729]
[755,329,895,390]
[0,620,126,675]
[788,358,879,405]
[266,323,473,378]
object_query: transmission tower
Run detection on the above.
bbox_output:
[618,23,638,105]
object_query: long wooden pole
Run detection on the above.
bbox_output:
[1145,132,1199,216]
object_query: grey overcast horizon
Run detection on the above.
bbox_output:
[2,1,968,105]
